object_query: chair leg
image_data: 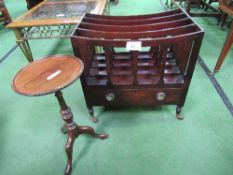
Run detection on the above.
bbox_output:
[205,0,212,11]
[0,1,12,24]
[228,19,233,29]
[217,9,222,25]
[220,13,228,29]
[214,23,233,72]
[165,0,169,7]
[110,0,118,4]
[2,10,11,24]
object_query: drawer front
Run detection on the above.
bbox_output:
[86,88,183,106]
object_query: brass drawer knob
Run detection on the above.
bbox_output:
[156,92,166,101]
[105,93,115,102]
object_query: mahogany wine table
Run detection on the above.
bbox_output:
[12,55,108,175]
[7,0,108,62]
[71,8,204,121]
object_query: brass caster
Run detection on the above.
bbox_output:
[90,116,98,123]
[176,114,184,120]
[96,133,109,139]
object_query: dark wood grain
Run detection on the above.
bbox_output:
[214,0,233,72]
[12,54,108,175]
[12,55,83,96]
[55,91,108,175]
[71,9,204,121]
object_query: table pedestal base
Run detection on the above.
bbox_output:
[55,91,108,175]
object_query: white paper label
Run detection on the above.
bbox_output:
[126,41,142,51]
[56,14,65,17]
[47,70,61,80]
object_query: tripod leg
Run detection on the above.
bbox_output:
[55,91,108,175]
[78,126,108,139]
[64,127,76,175]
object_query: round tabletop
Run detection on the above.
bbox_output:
[12,55,84,96]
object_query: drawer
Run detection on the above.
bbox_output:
[86,88,184,106]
